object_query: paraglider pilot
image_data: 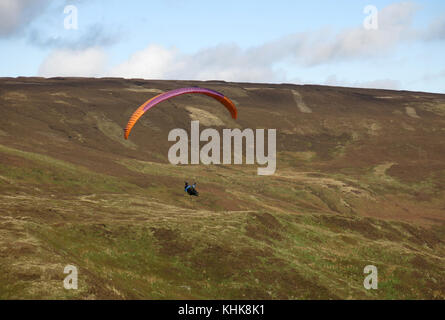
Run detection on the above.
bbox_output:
[185,182,199,196]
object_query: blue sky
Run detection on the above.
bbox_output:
[1,0,444,93]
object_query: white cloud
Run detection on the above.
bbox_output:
[36,1,441,93]
[324,75,401,90]
[0,0,50,36]
[109,44,180,79]
[28,23,119,49]
[109,43,283,82]
[38,47,107,77]
[106,1,420,82]
[421,69,445,82]
[422,14,445,41]
[293,1,417,65]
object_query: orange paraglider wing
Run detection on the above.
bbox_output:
[124,87,237,139]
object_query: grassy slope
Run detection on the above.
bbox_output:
[0,78,444,299]
[0,145,443,299]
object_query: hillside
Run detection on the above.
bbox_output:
[0,77,444,299]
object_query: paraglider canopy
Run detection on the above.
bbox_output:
[124,87,238,139]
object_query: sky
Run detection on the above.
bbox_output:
[0,0,444,93]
